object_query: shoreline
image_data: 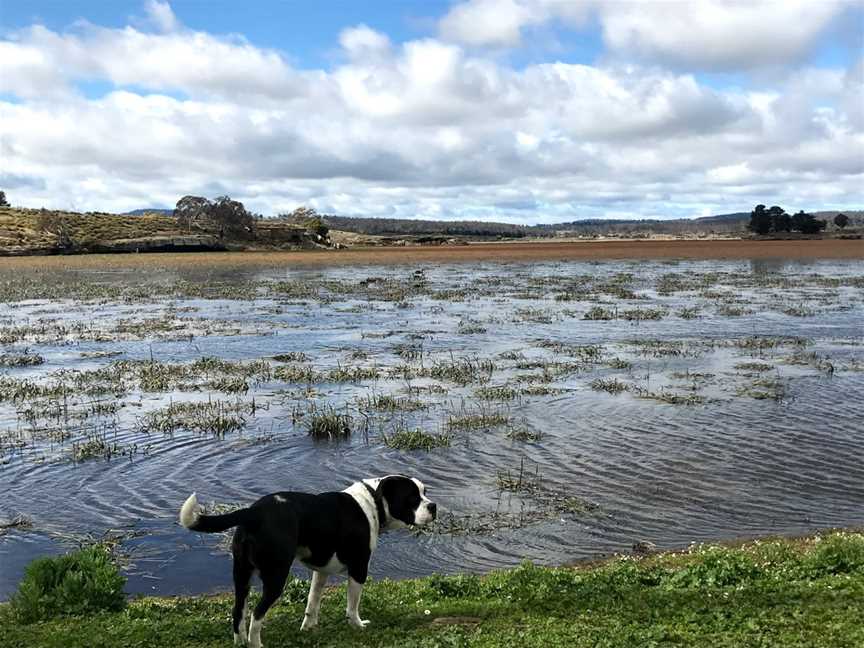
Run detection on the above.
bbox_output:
[2,529,862,647]
[1,238,862,271]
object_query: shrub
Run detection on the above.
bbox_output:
[281,207,329,239]
[10,545,126,623]
[480,562,582,608]
[426,573,482,599]
[666,546,761,588]
[804,533,864,577]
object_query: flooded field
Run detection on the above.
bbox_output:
[1,253,863,599]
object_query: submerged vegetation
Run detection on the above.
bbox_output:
[382,428,452,451]
[306,406,353,440]
[0,259,860,468]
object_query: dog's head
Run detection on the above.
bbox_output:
[375,475,437,529]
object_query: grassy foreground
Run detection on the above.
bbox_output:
[2,531,863,648]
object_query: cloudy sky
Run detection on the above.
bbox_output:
[1,1,862,222]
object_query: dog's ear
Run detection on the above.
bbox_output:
[376,475,410,500]
[375,475,397,495]
[374,476,396,509]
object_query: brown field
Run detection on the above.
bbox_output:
[0,238,861,270]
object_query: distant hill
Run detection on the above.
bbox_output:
[323,211,753,238]
[814,210,864,222]
[126,208,173,216]
[122,208,858,240]
[692,212,750,223]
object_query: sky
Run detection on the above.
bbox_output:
[0,1,862,222]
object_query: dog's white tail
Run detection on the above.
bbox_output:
[179,492,201,529]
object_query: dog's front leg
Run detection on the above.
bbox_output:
[345,576,370,628]
[300,570,328,631]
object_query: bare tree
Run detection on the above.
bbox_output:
[174,195,212,229]
[36,210,73,249]
[281,206,329,239]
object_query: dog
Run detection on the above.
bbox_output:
[179,475,436,647]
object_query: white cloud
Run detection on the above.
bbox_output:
[439,0,538,48]
[0,23,302,100]
[144,0,180,33]
[439,0,853,71]
[339,24,392,59]
[0,1,860,220]
[600,0,851,70]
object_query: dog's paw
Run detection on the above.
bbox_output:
[347,616,370,629]
[300,616,319,631]
[247,619,263,648]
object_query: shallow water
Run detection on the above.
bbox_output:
[0,256,862,599]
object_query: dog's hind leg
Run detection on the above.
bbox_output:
[248,565,290,648]
[232,556,253,646]
[300,570,328,631]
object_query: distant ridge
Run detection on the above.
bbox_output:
[321,211,753,238]
[122,208,858,238]
[126,208,173,216]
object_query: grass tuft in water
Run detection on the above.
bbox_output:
[135,400,252,437]
[307,406,352,440]
[382,428,451,451]
[635,388,705,405]
[272,352,309,363]
[0,351,45,367]
[590,378,631,394]
[583,306,615,320]
[446,410,510,431]
[358,394,427,412]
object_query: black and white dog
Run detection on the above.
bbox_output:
[179,475,436,647]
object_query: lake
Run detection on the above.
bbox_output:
[1,253,862,599]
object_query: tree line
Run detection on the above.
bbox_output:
[1,189,856,240]
[747,204,848,235]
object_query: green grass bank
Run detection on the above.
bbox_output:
[1,530,862,647]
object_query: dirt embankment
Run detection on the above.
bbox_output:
[1,238,861,271]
